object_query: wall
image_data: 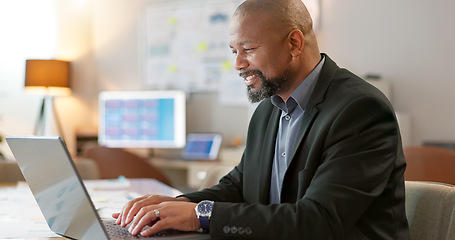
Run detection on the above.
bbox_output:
[53,0,97,154]
[318,0,455,145]
[0,0,95,158]
[2,0,455,159]
[0,0,59,158]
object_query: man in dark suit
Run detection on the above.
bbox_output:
[114,0,410,239]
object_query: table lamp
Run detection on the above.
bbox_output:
[24,59,71,136]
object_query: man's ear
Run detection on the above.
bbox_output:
[288,29,304,57]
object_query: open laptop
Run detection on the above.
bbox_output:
[6,136,210,240]
[182,134,222,160]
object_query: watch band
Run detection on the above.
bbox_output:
[199,216,210,232]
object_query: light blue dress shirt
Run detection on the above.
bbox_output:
[269,56,325,204]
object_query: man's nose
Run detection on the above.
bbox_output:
[234,53,248,71]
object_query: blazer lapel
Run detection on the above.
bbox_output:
[290,107,319,161]
[289,54,339,164]
[257,106,280,204]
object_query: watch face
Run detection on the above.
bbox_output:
[197,201,213,217]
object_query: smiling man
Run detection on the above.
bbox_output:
[113,0,410,239]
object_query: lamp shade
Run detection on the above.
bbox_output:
[25,59,71,96]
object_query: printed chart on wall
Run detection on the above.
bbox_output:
[143,0,247,106]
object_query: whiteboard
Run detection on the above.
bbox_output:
[141,0,319,106]
[142,0,245,101]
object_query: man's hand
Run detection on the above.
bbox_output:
[112,194,200,236]
[129,201,199,236]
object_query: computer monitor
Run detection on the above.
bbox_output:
[98,91,186,148]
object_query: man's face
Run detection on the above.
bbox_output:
[229,12,292,102]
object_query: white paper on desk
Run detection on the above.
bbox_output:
[84,178,143,219]
[83,178,131,190]
[0,221,60,238]
[89,189,139,219]
[128,178,183,197]
[0,184,60,238]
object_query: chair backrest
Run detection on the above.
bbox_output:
[199,165,233,190]
[405,181,455,240]
[0,158,100,182]
[83,146,171,186]
[74,158,101,180]
[404,146,455,185]
[0,160,25,182]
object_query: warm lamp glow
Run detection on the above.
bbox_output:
[25,59,71,96]
[24,59,71,136]
[24,86,72,96]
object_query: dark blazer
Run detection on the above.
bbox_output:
[184,54,410,240]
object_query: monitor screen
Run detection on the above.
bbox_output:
[98,91,186,148]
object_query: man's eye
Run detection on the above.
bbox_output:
[244,48,256,53]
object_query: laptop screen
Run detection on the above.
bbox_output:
[6,136,109,240]
[182,134,222,160]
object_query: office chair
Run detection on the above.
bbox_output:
[0,160,25,183]
[0,158,99,182]
[74,158,101,180]
[198,165,233,190]
[404,146,455,185]
[405,181,455,240]
[83,146,171,186]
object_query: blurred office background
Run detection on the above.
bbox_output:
[1,0,455,159]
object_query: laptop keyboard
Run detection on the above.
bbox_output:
[103,221,181,239]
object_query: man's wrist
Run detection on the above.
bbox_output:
[195,200,214,232]
[175,196,191,202]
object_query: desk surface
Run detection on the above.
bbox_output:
[0,178,182,239]
[152,158,226,169]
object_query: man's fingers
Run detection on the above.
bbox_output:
[112,212,121,225]
[139,218,170,237]
[125,198,150,226]
[120,203,134,227]
[128,206,153,234]
[130,208,161,236]
[120,195,151,227]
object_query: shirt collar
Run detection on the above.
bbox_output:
[272,55,325,113]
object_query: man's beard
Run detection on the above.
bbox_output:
[244,70,288,103]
